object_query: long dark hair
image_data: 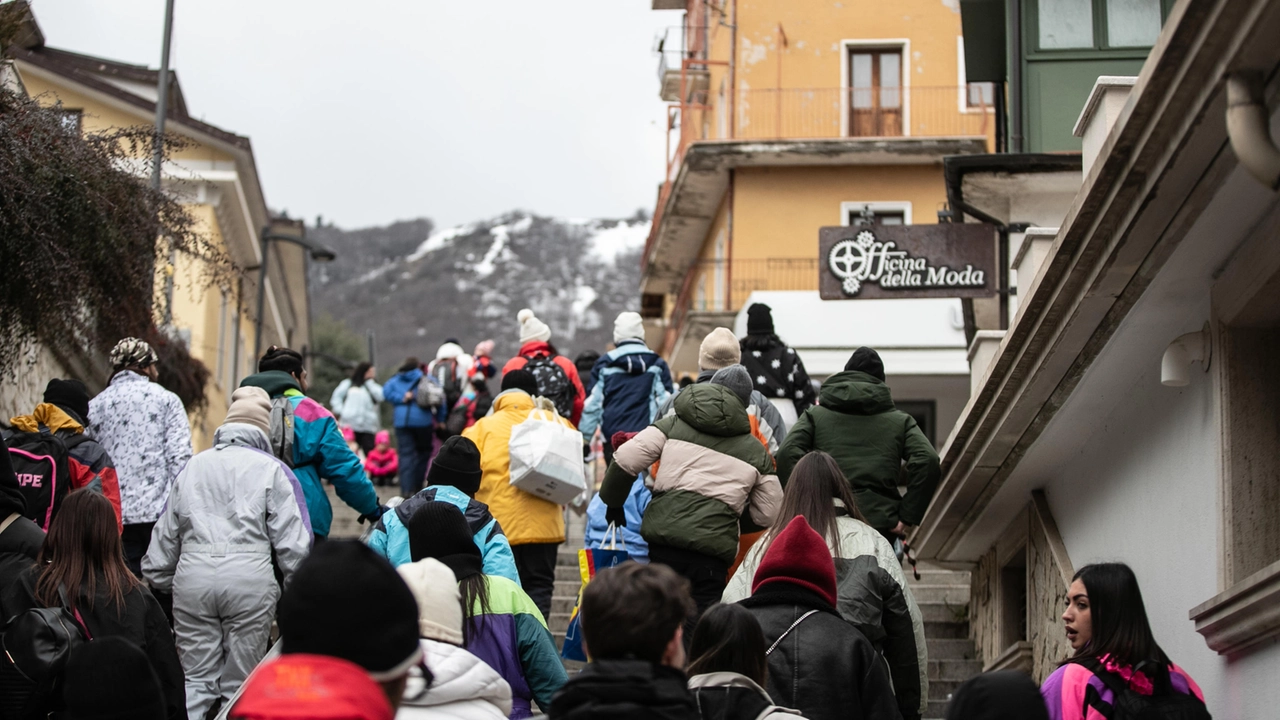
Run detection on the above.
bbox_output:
[763,451,866,557]
[740,333,784,352]
[349,361,372,385]
[457,573,492,646]
[36,490,138,615]
[687,603,768,684]
[399,357,421,373]
[1070,563,1170,669]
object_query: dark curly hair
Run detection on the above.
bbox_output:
[258,345,305,376]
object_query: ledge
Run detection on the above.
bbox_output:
[1190,559,1280,656]
[984,640,1033,673]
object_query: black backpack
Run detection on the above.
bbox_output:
[0,589,91,719]
[3,426,82,531]
[524,354,575,419]
[1073,658,1211,720]
[431,358,464,410]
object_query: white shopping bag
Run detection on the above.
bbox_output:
[508,408,588,505]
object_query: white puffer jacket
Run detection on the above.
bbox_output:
[398,639,513,720]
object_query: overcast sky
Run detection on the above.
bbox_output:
[30,0,681,229]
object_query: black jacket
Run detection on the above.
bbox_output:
[1,566,187,720]
[549,659,700,720]
[740,584,902,720]
[0,516,42,600]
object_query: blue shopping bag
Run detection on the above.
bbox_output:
[561,525,629,661]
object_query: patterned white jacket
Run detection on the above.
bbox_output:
[88,370,192,525]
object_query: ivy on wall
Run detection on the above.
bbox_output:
[0,87,235,410]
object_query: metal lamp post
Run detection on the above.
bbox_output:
[253,226,335,363]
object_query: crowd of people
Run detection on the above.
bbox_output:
[0,303,1211,720]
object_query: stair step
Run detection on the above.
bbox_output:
[908,584,970,604]
[928,658,982,681]
[556,565,582,581]
[925,699,950,719]
[554,579,582,597]
[922,620,968,638]
[557,550,579,567]
[915,602,969,624]
[551,594,580,615]
[906,569,971,587]
[926,638,976,660]
[927,679,965,702]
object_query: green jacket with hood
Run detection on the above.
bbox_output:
[776,370,939,531]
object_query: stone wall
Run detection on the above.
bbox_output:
[1,336,107,425]
[970,545,1000,662]
[1029,500,1074,681]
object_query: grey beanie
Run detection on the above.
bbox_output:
[710,364,753,407]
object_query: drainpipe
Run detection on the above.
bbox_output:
[1008,0,1024,153]
[1226,72,1280,191]
[952,197,1026,330]
[728,0,737,138]
[726,169,735,310]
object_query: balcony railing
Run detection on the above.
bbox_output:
[668,258,820,338]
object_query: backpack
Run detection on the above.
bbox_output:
[524,354,575,420]
[431,358,464,410]
[444,400,470,437]
[268,396,296,468]
[1072,658,1212,720]
[3,426,78,531]
[414,375,446,410]
[0,589,91,719]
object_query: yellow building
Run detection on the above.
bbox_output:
[644,0,994,378]
[4,5,313,449]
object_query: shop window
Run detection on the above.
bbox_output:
[1035,0,1167,51]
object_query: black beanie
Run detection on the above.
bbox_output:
[406,501,483,581]
[844,346,886,381]
[501,368,539,396]
[278,540,421,680]
[426,435,483,497]
[44,378,91,424]
[746,303,774,335]
[62,637,166,720]
[943,670,1050,720]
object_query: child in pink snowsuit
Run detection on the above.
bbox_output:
[364,430,399,487]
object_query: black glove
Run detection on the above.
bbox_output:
[358,505,390,525]
[605,505,627,528]
[583,440,592,460]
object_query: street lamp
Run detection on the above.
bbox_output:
[253,225,336,362]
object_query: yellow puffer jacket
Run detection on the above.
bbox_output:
[463,390,573,546]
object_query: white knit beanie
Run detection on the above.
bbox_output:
[517,308,552,345]
[699,327,741,371]
[223,387,272,438]
[397,559,464,646]
[613,311,645,345]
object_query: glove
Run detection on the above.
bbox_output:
[583,440,593,460]
[605,505,627,528]
[358,505,390,525]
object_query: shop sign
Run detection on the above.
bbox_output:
[818,223,997,300]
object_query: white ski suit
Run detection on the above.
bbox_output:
[143,422,312,720]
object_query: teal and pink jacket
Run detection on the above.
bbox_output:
[1041,660,1204,720]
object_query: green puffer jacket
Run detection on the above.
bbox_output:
[601,383,781,564]
[776,371,939,531]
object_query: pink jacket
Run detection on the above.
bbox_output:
[364,447,398,478]
[1041,661,1204,720]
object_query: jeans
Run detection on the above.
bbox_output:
[512,542,560,620]
[649,544,729,649]
[123,522,156,579]
[395,427,435,497]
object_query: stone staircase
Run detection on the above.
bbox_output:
[907,562,980,719]
[550,509,587,673]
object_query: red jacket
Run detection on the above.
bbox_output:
[364,447,399,478]
[501,342,586,426]
[9,404,123,532]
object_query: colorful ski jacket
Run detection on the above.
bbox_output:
[366,484,520,585]
[578,340,673,442]
[88,370,192,525]
[501,342,586,426]
[1041,660,1204,720]
[466,574,567,719]
[9,403,123,531]
[384,368,449,429]
[601,382,782,564]
[239,371,379,537]
[364,446,399,479]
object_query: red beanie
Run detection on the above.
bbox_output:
[611,431,639,451]
[230,654,394,720]
[751,516,838,607]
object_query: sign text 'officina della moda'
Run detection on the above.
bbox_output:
[818,223,998,300]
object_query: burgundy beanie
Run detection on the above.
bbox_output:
[610,431,638,451]
[751,516,838,607]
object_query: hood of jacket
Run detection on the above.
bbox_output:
[491,390,534,414]
[214,422,272,453]
[817,370,895,415]
[517,340,555,358]
[604,343,662,376]
[549,660,698,720]
[393,367,425,384]
[10,403,84,435]
[403,639,513,714]
[240,370,302,398]
[687,673,801,719]
[673,383,750,437]
[436,343,465,361]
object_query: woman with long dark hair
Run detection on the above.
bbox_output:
[330,360,384,454]
[1041,563,1207,720]
[687,602,804,720]
[0,490,186,719]
[723,451,928,720]
[404,500,565,719]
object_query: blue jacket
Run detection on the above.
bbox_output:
[366,484,521,586]
[239,371,379,538]
[584,475,651,562]
[383,368,448,429]
[579,341,673,441]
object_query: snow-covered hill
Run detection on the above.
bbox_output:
[310,212,648,366]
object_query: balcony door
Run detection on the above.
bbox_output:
[849,48,903,137]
